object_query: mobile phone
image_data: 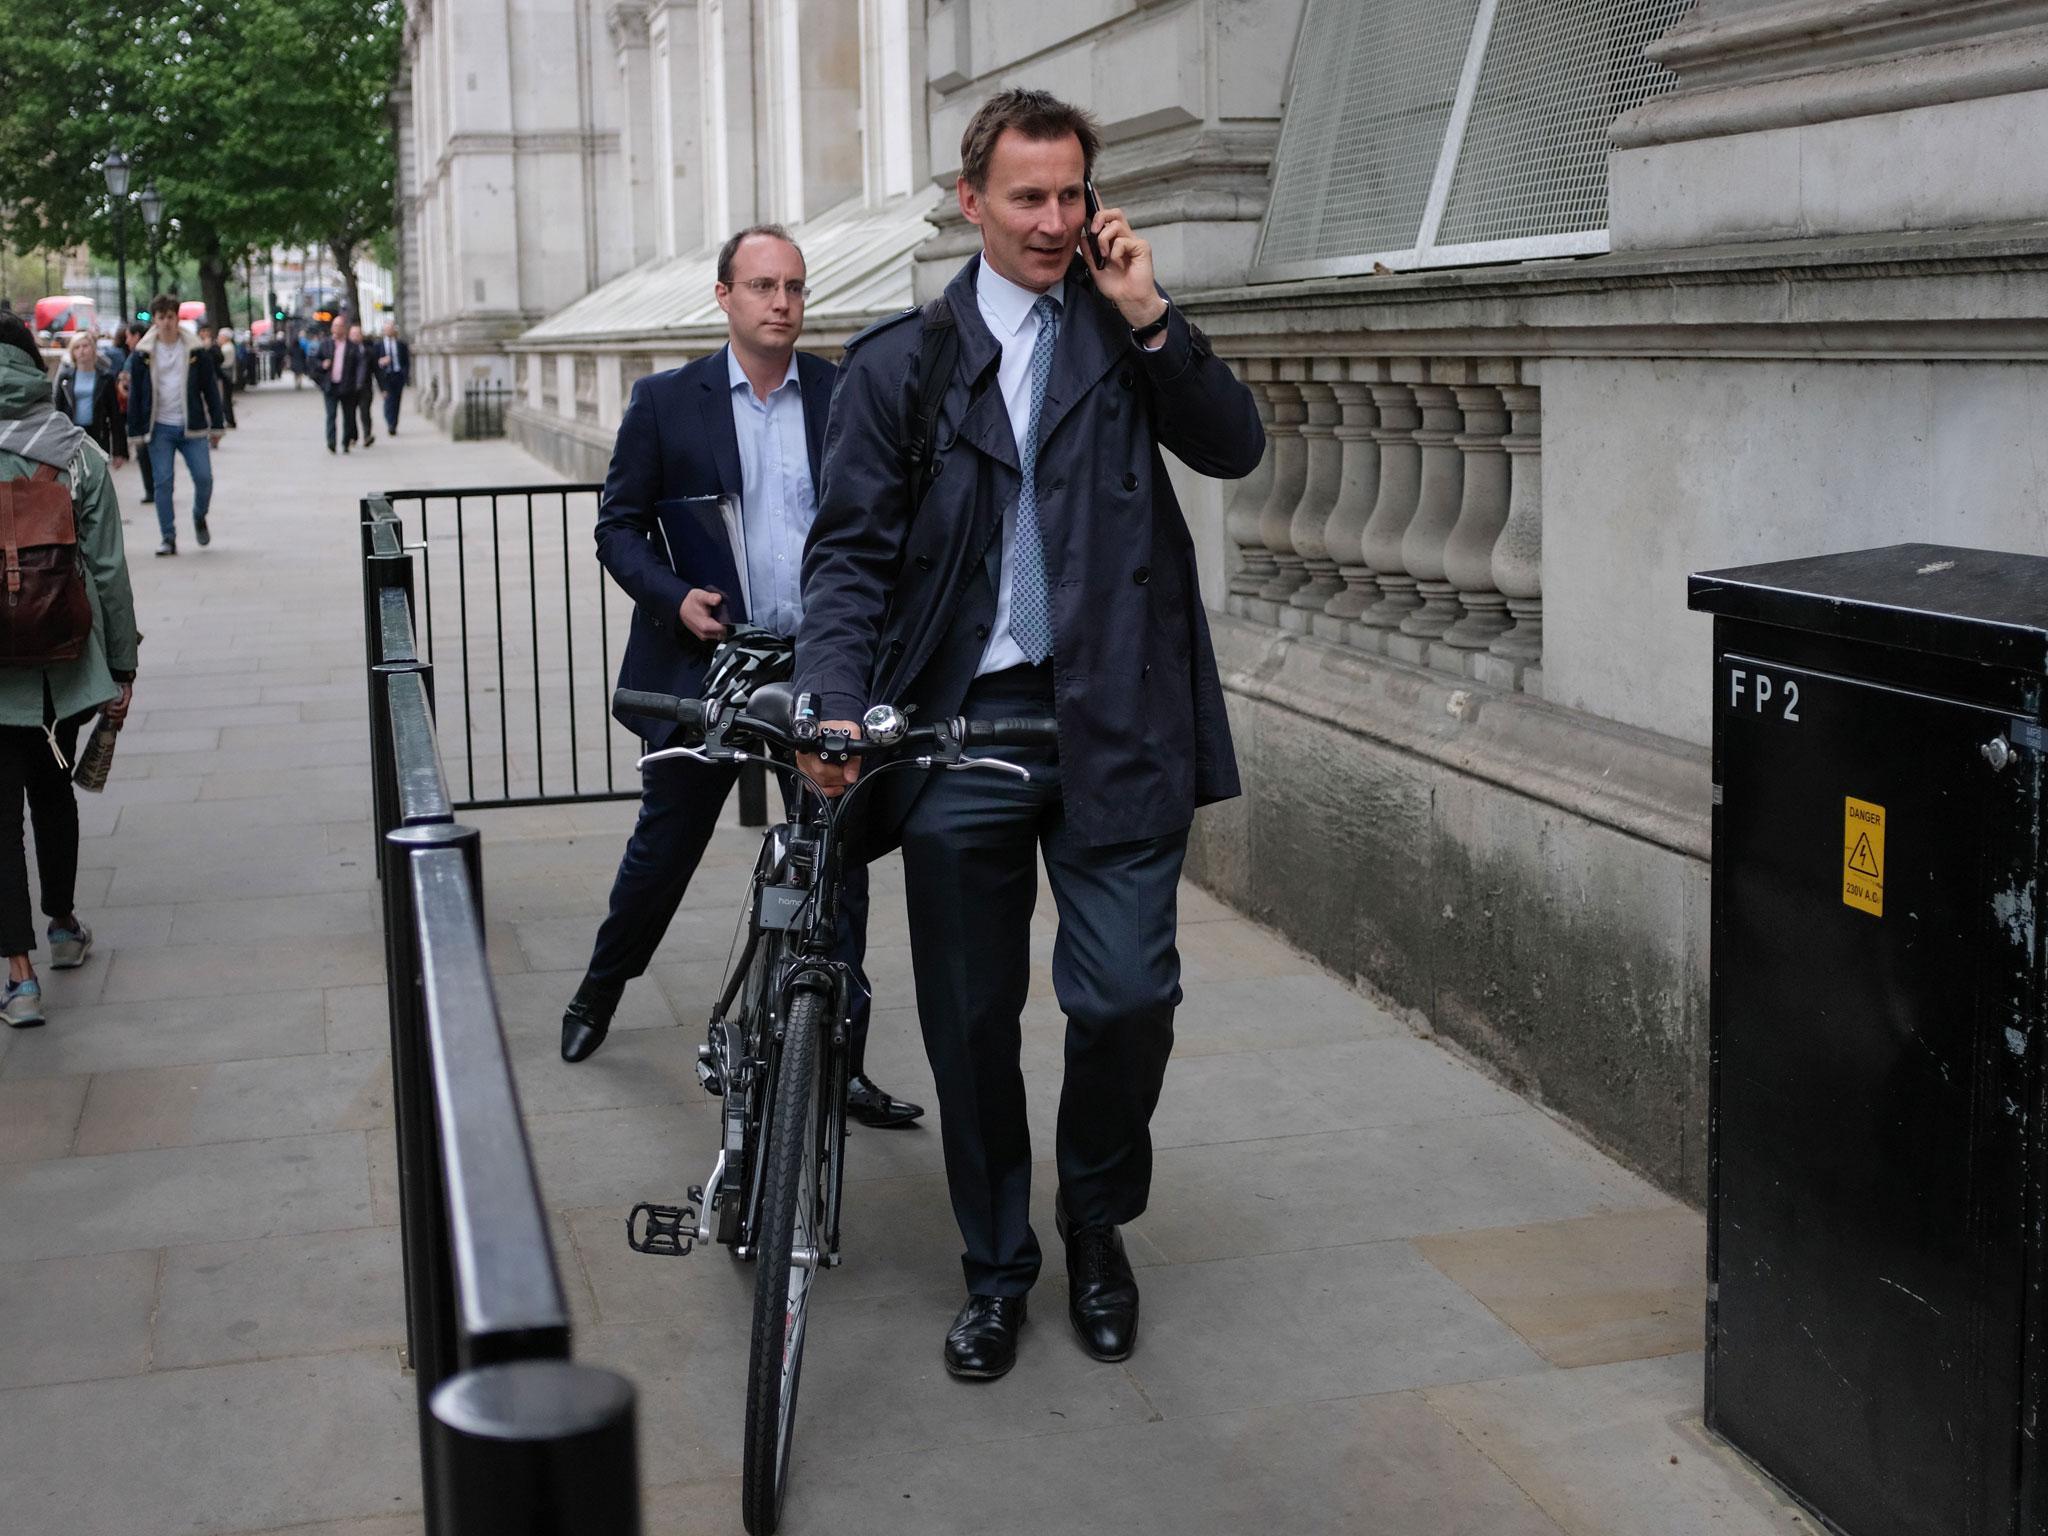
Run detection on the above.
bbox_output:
[1083,180,1107,270]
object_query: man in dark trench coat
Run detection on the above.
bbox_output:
[795,88,1264,1381]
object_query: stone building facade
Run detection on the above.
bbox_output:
[394,0,2048,1199]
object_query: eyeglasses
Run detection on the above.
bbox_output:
[734,278,810,301]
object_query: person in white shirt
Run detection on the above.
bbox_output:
[123,296,225,557]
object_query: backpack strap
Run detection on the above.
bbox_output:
[906,296,959,509]
[29,464,59,483]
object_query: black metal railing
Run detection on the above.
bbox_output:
[462,381,513,439]
[371,483,767,823]
[363,496,643,1534]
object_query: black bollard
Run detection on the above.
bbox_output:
[429,1360,641,1536]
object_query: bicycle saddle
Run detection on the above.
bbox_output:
[737,681,795,737]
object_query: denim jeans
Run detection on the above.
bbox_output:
[148,423,212,542]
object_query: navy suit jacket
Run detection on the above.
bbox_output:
[597,345,835,742]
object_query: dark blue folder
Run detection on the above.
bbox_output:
[652,494,749,624]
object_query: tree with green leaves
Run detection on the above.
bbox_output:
[0,0,398,326]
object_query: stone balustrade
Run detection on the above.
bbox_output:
[1224,353,1543,694]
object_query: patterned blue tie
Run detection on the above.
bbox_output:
[1009,295,1060,664]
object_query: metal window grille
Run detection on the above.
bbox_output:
[1252,0,1691,282]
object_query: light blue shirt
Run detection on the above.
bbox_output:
[725,346,816,637]
[974,259,1064,677]
[70,370,97,428]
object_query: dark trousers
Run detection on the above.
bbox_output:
[0,712,85,957]
[323,387,355,449]
[137,442,154,501]
[353,386,377,442]
[585,750,875,1070]
[900,663,1188,1297]
[382,381,405,432]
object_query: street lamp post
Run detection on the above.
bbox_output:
[102,149,130,323]
[139,181,163,302]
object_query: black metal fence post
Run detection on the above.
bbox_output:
[429,1361,641,1536]
[382,819,480,1531]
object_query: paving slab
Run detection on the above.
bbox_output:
[0,1349,419,1535]
[0,990,327,1078]
[152,1226,405,1369]
[0,1130,374,1261]
[1414,1206,1707,1369]
[0,1073,88,1161]
[0,1248,159,1388]
[72,1050,392,1155]
[1424,1354,1807,1536]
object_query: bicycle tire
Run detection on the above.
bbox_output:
[740,985,824,1535]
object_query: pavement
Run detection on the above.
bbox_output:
[0,382,1812,1535]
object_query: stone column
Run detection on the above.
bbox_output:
[1439,369,1515,661]
[1226,358,1277,609]
[1352,361,1426,649]
[1475,380,1544,690]
[1248,363,1309,620]
[1313,357,1384,643]
[1388,360,1470,664]
[1281,364,1346,630]
[607,1,656,269]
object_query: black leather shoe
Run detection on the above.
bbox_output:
[845,1073,924,1128]
[560,984,620,1063]
[944,1294,1026,1380]
[1057,1197,1139,1362]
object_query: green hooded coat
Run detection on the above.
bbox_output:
[0,347,140,725]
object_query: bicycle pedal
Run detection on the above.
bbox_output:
[627,1191,703,1256]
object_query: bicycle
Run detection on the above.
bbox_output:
[616,642,1056,1535]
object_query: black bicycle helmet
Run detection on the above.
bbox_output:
[700,625,793,712]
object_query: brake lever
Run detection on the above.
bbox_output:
[637,745,716,769]
[937,754,1032,781]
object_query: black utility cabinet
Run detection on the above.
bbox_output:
[1689,545,2048,1536]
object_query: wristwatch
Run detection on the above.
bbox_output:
[1130,305,1170,347]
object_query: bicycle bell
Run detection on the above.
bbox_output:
[861,703,907,746]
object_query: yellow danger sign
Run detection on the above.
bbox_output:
[1843,797,1885,916]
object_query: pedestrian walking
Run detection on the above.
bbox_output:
[312,317,366,453]
[121,322,154,507]
[795,89,1263,1379]
[560,222,923,1128]
[0,314,140,1028]
[372,319,410,436]
[347,321,376,447]
[53,333,128,469]
[125,294,226,556]
[214,326,240,428]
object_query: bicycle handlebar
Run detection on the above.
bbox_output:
[614,689,708,731]
[960,718,1060,748]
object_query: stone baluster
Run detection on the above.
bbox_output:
[1281,363,1346,630]
[1389,360,1470,663]
[1313,358,1383,643]
[1440,368,1515,657]
[1352,361,1426,647]
[1225,358,1277,607]
[1481,380,1543,686]
[1252,361,1310,613]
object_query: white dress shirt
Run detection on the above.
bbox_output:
[973,260,1064,677]
[725,346,817,637]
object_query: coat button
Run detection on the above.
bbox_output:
[1122,471,1139,492]
[915,554,933,572]
[1133,567,1151,585]
[930,457,944,478]
[974,624,990,640]
[1119,369,1134,389]
[889,639,905,657]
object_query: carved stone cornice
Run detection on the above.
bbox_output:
[1614,0,2048,146]
[606,0,650,53]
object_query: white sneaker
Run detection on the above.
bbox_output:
[2,977,44,1027]
[48,923,91,970]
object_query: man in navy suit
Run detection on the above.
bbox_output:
[796,91,1262,1378]
[562,225,922,1130]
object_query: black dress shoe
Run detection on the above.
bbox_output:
[560,983,620,1063]
[944,1294,1026,1380]
[1057,1197,1139,1362]
[845,1073,924,1128]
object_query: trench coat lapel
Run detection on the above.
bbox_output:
[1031,263,1123,452]
[945,257,1018,474]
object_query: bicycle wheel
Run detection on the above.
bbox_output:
[741,985,825,1534]
[719,931,781,1253]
